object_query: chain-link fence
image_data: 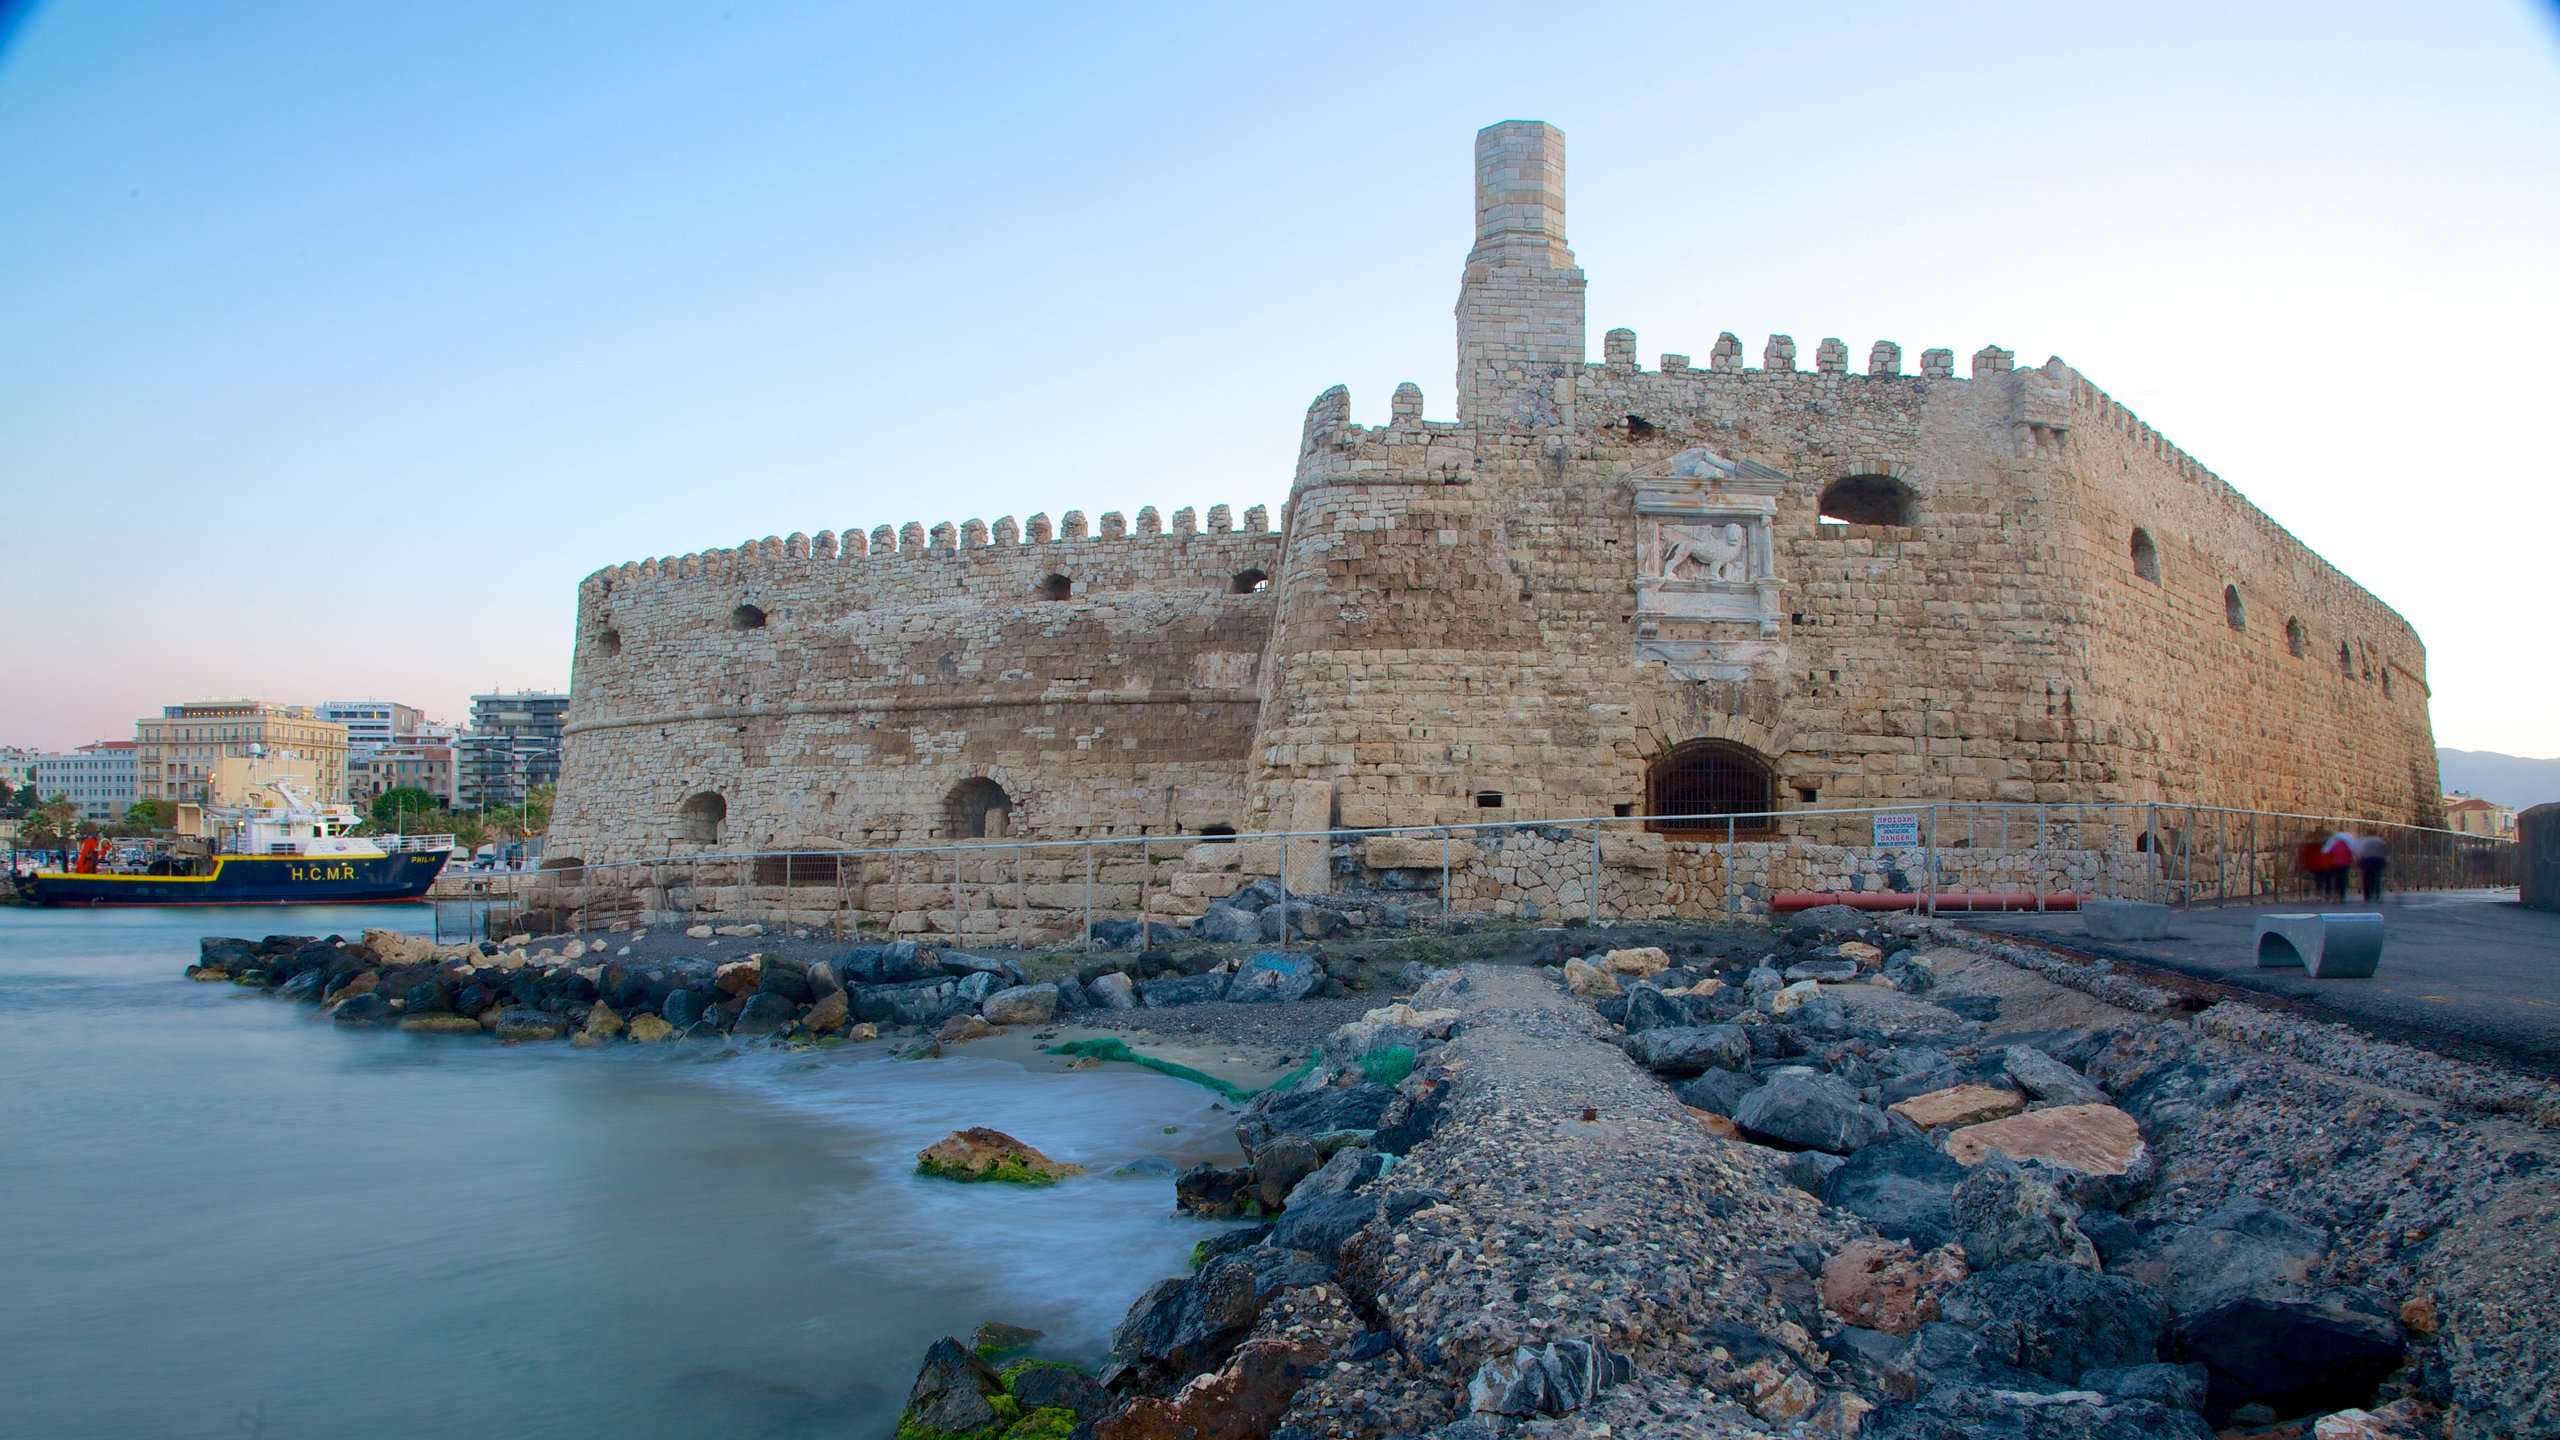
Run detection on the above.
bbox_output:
[484,802,2515,949]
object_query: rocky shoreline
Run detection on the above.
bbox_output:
[186,914,2558,1439]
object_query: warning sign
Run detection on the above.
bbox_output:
[1872,813,1923,848]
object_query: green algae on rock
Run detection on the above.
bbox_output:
[915,1128,1084,1186]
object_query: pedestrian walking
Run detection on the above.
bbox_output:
[2322,831,2358,903]
[2355,832,2389,903]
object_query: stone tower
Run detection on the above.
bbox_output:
[1455,121,1587,425]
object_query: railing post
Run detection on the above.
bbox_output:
[1082,843,1095,952]
[951,846,962,946]
[1924,804,1939,918]
[1014,844,1025,951]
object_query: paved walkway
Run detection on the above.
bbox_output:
[1961,890,2560,1079]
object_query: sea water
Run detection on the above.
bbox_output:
[0,905,1237,1439]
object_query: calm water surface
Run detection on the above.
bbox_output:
[0,906,1235,1439]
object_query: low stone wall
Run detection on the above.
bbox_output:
[515,823,2263,945]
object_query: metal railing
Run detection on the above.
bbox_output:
[474,801,2517,949]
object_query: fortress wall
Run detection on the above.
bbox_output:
[550,520,1284,864]
[2052,371,2441,824]
[1266,358,2083,828]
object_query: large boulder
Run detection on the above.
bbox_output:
[1824,1139,1968,1249]
[1195,904,1261,945]
[836,941,942,986]
[1626,1024,1751,1078]
[1236,1082,1397,1155]
[730,992,797,1036]
[1270,1190,1373,1260]
[1943,1104,2151,1204]
[2003,1046,2110,1107]
[1733,1071,1891,1154]
[2173,1289,2403,1422]
[1561,957,1621,997]
[902,1337,1005,1436]
[1086,972,1137,1009]
[329,992,395,1026]
[1619,984,1688,1034]
[755,959,814,1004]
[1951,1158,2098,1270]
[1891,1084,2024,1129]
[852,978,960,1028]
[1229,951,1323,1004]
[1820,1239,1969,1336]
[491,1008,567,1042]
[1175,1163,1256,1218]
[915,1127,1084,1185]
[1139,971,1231,1007]
[981,983,1059,1026]
[1677,1068,1761,1117]
[1938,1262,2172,1383]
[2110,1201,2326,1315]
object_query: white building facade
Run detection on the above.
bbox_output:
[35,742,139,824]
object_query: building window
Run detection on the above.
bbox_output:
[2223,585,2246,632]
[946,777,1014,839]
[1646,740,1778,836]
[2130,528,2160,584]
[1817,474,1915,527]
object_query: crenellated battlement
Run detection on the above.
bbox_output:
[583,502,1279,594]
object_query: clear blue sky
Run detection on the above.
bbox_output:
[4,1,2556,758]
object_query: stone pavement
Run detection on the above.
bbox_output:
[1961,891,2560,1080]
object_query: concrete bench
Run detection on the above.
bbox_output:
[2255,913,2385,979]
[2082,899,2172,941]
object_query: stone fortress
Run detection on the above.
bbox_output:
[548,121,2439,930]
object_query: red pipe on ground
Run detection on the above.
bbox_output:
[1769,891,2086,913]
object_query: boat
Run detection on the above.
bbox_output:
[14,781,450,907]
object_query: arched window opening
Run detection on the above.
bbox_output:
[1817,474,1915,527]
[1199,824,1237,843]
[2223,585,2246,632]
[679,792,727,846]
[594,627,622,657]
[2129,529,2160,584]
[1036,574,1072,602]
[2285,617,2307,659]
[1232,568,1270,595]
[1646,740,1778,836]
[945,777,1014,840]
[730,603,767,630]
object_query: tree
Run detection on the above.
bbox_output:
[122,800,167,831]
[18,796,78,851]
[369,787,444,831]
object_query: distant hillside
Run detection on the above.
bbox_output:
[2438,749,2560,811]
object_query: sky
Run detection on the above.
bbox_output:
[2,1,2556,758]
